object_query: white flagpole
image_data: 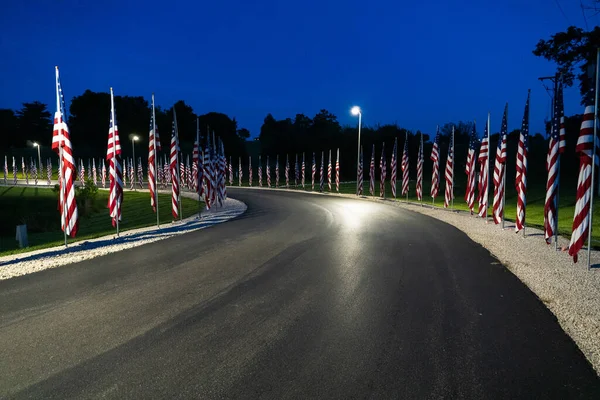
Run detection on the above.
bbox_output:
[502,106,507,230]
[152,93,160,227]
[587,47,599,269]
[421,131,424,206]
[196,117,202,218]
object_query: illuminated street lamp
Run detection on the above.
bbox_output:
[32,142,41,168]
[351,106,362,196]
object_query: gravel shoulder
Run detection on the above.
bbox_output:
[238,186,600,376]
[0,193,247,281]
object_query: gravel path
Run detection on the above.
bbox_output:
[0,194,246,281]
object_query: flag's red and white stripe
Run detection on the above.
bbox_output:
[171,122,180,219]
[544,83,566,242]
[417,133,424,201]
[52,67,78,237]
[249,156,253,187]
[568,105,597,262]
[258,155,263,187]
[106,88,123,228]
[444,127,454,208]
[493,104,508,223]
[401,134,409,196]
[478,118,490,218]
[369,144,375,196]
[267,156,271,188]
[465,124,478,214]
[302,153,306,188]
[311,153,316,190]
[148,95,158,212]
[327,150,332,191]
[515,91,530,232]
[380,143,386,197]
[357,146,363,196]
[390,138,397,197]
[335,148,340,192]
[431,127,440,199]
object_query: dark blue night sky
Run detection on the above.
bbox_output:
[0,0,595,137]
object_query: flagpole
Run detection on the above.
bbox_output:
[421,131,424,207]
[587,47,599,269]
[524,92,530,238]
[196,117,202,218]
[554,78,561,248]
[502,106,507,230]
[152,93,160,228]
[486,112,491,223]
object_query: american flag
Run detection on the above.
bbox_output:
[171,117,180,219]
[87,159,92,181]
[52,67,78,237]
[107,88,123,228]
[239,156,243,187]
[101,159,107,188]
[478,117,490,218]
[164,157,171,187]
[229,156,233,186]
[335,148,340,192]
[369,144,375,196]
[431,126,441,199]
[515,90,530,232]
[492,104,508,223]
[122,158,127,188]
[204,133,214,209]
[319,151,324,192]
[137,157,143,188]
[327,150,332,191]
[311,152,316,191]
[249,156,253,187]
[286,154,290,188]
[92,158,97,186]
[47,157,52,185]
[295,154,299,186]
[13,157,17,185]
[465,123,478,214]
[148,94,158,212]
[357,146,363,196]
[192,134,200,195]
[401,133,409,197]
[185,155,191,191]
[544,82,566,242]
[3,155,7,185]
[266,156,271,188]
[22,157,27,185]
[39,159,44,185]
[258,155,263,187]
[302,153,306,188]
[380,142,386,198]
[32,159,38,186]
[444,126,455,208]
[390,137,397,198]
[180,155,185,190]
[276,155,280,188]
[209,132,218,206]
[416,132,424,201]
[568,103,597,262]
[217,139,227,205]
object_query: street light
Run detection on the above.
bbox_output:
[131,135,139,189]
[32,142,41,169]
[351,106,362,196]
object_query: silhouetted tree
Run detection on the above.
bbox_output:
[15,102,52,148]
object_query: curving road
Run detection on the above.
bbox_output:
[0,188,599,399]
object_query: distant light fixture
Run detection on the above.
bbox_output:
[132,135,139,141]
[351,106,361,116]
[33,142,39,147]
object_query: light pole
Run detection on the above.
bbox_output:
[351,106,362,196]
[33,142,41,169]
[131,135,138,189]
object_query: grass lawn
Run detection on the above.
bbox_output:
[233,177,600,249]
[0,186,202,255]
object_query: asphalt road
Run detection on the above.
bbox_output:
[1,188,599,399]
